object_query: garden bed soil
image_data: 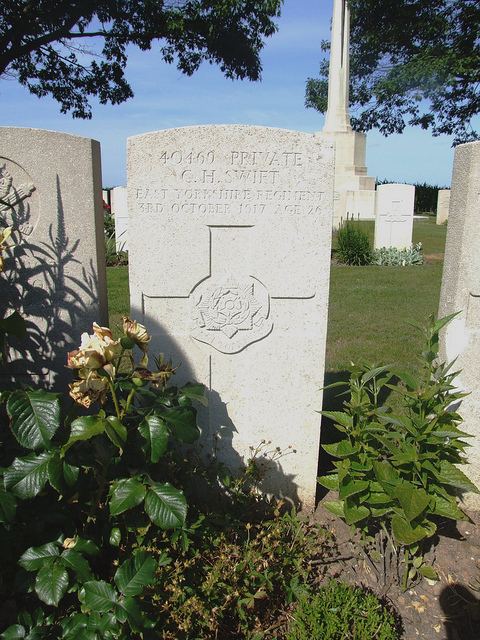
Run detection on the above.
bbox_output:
[311,495,480,640]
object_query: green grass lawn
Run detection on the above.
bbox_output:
[106,265,129,335]
[106,218,447,377]
[326,218,446,374]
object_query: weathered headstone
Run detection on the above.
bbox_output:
[374,183,415,250]
[111,186,129,251]
[127,125,334,510]
[0,128,108,389]
[436,189,450,225]
[438,141,480,508]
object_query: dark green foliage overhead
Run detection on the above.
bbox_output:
[306,0,480,144]
[0,0,282,118]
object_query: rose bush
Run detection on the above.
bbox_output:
[0,225,207,637]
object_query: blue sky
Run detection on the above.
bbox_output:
[1,0,460,188]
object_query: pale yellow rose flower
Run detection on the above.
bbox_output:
[67,323,120,370]
[69,372,108,408]
[122,316,151,367]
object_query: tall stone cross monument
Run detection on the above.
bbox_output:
[317,0,376,226]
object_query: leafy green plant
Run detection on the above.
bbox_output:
[372,243,424,266]
[0,315,206,638]
[335,217,372,265]
[318,313,478,590]
[286,579,399,640]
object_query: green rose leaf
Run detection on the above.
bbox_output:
[60,612,90,639]
[394,483,430,522]
[0,624,26,638]
[86,611,117,635]
[80,581,118,613]
[35,562,69,606]
[62,415,107,455]
[4,452,51,498]
[178,382,208,407]
[19,542,59,571]
[154,406,200,444]
[0,488,16,523]
[139,415,169,462]
[114,551,156,597]
[145,482,187,529]
[115,596,144,631]
[110,528,121,546]
[109,478,146,516]
[60,549,94,582]
[105,416,127,450]
[7,389,61,450]
[47,452,64,494]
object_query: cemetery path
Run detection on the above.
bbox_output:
[311,497,480,640]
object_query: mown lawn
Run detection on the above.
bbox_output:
[326,218,446,374]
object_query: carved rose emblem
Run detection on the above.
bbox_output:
[191,276,273,354]
[199,281,261,339]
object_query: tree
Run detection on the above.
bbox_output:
[0,0,282,118]
[305,0,480,144]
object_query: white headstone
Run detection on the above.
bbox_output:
[127,125,334,510]
[436,189,450,225]
[374,183,415,250]
[0,128,108,389]
[439,141,480,508]
[111,186,129,251]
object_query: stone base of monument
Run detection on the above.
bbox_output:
[318,130,376,227]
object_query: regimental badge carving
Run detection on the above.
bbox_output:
[0,162,36,235]
[191,275,273,353]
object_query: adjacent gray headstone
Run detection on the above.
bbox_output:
[439,141,480,508]
[436,189,450,225]
[127,125,334,510]
[0,127,108,389]
[374,183,415,250]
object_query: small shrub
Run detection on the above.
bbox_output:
[317,314,478,590]
[335,219,372,265]
[286,579,399,640]
[372,243,423,266]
